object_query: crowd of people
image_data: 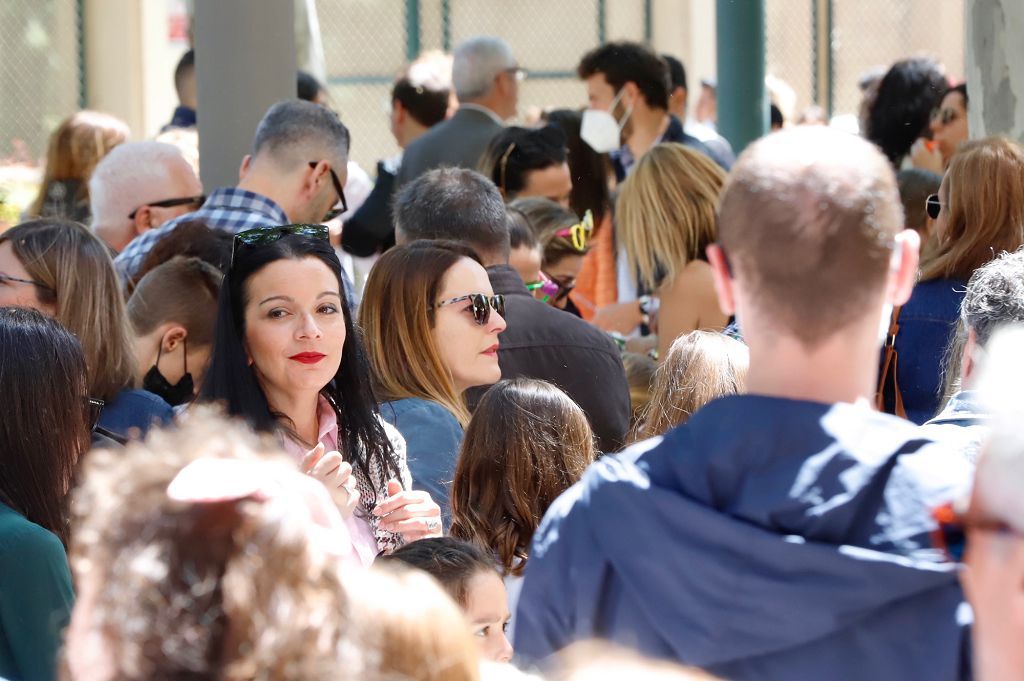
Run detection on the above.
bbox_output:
[1,32,1023,681]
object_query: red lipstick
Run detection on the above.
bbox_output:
[482,344,500,357]
[289,352,326,364]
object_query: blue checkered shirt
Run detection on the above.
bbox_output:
[115,187,288,281]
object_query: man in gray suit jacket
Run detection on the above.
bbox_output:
[396,36,520,187]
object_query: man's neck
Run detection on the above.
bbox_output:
[626,106,670,160]
[398,121,429,149]
[462,97,506,122]
[236,171,294,221]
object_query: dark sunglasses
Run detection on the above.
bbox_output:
[931,501,1017,562]
[230,224,330,268]
[86,397,105,430]
[128,195,206,219]
[430,293,506,326]
[309,161,348,222]
[925,194,943,220]
[931,107,961,126]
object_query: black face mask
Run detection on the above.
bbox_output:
[143,339,195,407]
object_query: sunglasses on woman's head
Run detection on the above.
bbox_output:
[230,224,330,268]
[430,293,506,326]
[86,397,104,430]
[925,194,943,220]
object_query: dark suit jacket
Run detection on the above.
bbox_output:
[395,106,504,187]
[469,265,631,454]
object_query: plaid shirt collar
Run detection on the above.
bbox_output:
[199,186,288,225]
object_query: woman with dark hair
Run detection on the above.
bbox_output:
[199,225,442,561]
[382,536,514,663]
[360,240,506,518]
[449,378,595,638]
[478,125,572,206]
[865,57,947,169]
[0,307,91,681]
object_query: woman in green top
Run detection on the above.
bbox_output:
[0,308,91,681]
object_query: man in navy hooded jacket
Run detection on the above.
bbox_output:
[514,127,975,680]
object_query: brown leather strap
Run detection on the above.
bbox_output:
[876,306,906,418]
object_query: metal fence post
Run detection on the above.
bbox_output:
[405,0,421,61]
[716,0,767,153]
[76,0,86,109]
[441,0,451,52]
[597,0,606,44]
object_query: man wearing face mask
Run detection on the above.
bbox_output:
[576,42,730,183]
[127,257,223,408]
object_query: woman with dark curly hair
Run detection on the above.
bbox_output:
[865,57,947,169]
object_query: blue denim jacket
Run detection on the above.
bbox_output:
[96,388,174,441]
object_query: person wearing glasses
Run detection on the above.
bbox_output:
[479,125,573,208]
[880,137,1024,424]
[360,240,506,520]
[616,143,729,360]
[0,219,173,440]
[199,225,442,563]
[912,83,970,173]
[0,308,91,681]
[88,141,204,253]
[508,198,592,316]
[396,36,522,188]
[114,99,351,283]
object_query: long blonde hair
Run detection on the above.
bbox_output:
[921,137,1024,282]
[617,143,726,290]
[632,330,748,441]
[359,241,479,426]
[0,219,136,401]
[28,110,130,218]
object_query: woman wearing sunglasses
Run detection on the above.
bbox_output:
[199,225,442,562]
[509,198,593,316]
[360,240,506,521]
[0,308,90,681]
[617,143,730,360]
[880,137,1024,424]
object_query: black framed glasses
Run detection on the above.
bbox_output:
[0,272,54,292]
[925,194,943,220]
[128,195,206,219]
[230,224,330,268]
[86,397,105,430]
[309,161,348,222]
[430,293,505,326]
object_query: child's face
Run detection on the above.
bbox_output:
[509,244,542,288]
[463,570,513,663]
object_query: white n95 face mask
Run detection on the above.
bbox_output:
[580,89,632,154]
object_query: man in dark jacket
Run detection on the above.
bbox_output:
[514,128,975,680]
[393,167,630,453]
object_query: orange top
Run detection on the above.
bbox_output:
[570,212,618,321]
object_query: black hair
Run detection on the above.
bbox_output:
[948,82,969,109]
[199,233,399,502]
[897,168,942,233]
[770,103,784,128]
[479,125,568,197]
[392,77,450,128]
[296,70,326,102]
[0,307,89,546]
[393,167,511,262]
[174,49,195,97]
[577,41,670,110]
[662,54,687,92]
[543,109,612,224]
[866,57,947,168]
[380,537,498,606]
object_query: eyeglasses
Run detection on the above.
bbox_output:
[430,293,506,326]
[554,210,595,251]
[308,161,348,222]
[230,224,330,268]
[503,67,527,83]
[0,272,54,292]
[543,273,576,301]
[86,397,105,430]
[931,107,961,126]
[931,501,1019,562]
[127,195,206,220]
[925,194,943,220]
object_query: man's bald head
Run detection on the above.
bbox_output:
[718,128,903,346]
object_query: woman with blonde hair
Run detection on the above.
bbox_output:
[360,240,506,519]
[632,331,748,442]
[883,136,1024,423]
[616,143,729,359]
[0,219,172,439]
[28,111,130,222]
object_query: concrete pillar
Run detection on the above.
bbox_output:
[965,0,1024,141]
[193,0,296,190]
[716,0,767,153]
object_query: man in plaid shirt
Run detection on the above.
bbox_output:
[115,99,350,282]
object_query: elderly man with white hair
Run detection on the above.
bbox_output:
[395,36,521,187]
[89,141,203,252]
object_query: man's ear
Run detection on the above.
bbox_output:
[706,243,736,317]
[132,206,153,234]
[622,81,642,109]
[961,326,979,385]
[161,325,188,354]
[238,154,252,182]
[392,99,407,125]
[889,229,921,307]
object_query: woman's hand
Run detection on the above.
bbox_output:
[910,138,944,173]
[373,480,443,542]
[302,443,360,519]
[592,301,644,335]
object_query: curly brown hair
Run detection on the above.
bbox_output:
[449,379,595,576]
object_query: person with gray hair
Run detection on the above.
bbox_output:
[392,167,630,454]
[115,99,350,281]
[395,36,521,188]
[89,141,204,253]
